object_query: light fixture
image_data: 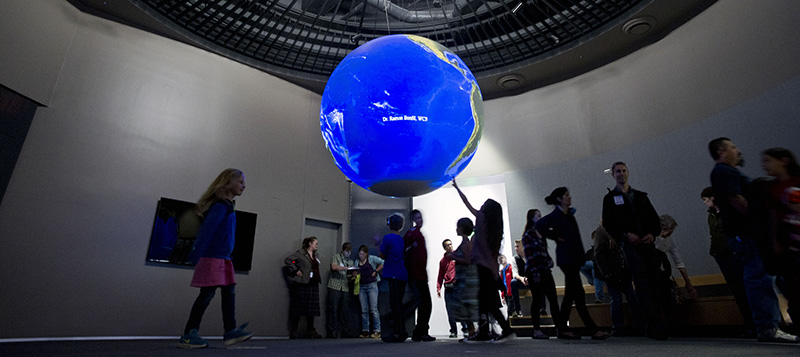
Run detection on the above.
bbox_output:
[622,17,656,36]
[512,2,523,14]
[350,34,364,44]
[497,74,524,89]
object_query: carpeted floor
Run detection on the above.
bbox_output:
[1,335,799,356]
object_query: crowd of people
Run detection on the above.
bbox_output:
[176,137,800,348]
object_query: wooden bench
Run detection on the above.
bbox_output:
[510,274,791,337]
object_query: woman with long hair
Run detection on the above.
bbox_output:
[179,168,252,348]
[521,216,562,339]
[446,217,480,340]
[355,245,384,338]
[535,187,610,340]
[284,236,324,339]
[453,179,515,343]
[524,209,542,234]
[523,209,547,316]
[761,147,800,327]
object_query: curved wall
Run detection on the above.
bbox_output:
[468,0,800,177]
[478,0,800,283]
[0,1,348,338]
[1,0,800,338]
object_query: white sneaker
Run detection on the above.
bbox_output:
[758,328,800,343]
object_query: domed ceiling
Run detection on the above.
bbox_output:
[71,0,716,99]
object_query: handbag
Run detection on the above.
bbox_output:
[352,273,361,295]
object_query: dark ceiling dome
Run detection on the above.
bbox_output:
[79,0,715,98]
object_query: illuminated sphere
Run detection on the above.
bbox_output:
[320,34,484,197]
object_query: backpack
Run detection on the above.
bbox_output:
[591,226,628,285]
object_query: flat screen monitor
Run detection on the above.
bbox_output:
[146,197,256,271]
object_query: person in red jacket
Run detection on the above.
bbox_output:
[498,255,514,310]
[437,239,467,338]
[403,209,435,342]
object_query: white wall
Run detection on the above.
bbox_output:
[0,1,349,338]
[412,176,514,336]
[504,75,800,281]
[463,0,800,178]
[0,1,78,105]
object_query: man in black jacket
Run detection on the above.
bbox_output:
[602,161,666,339]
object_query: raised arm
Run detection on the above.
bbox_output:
[453,179,478,216]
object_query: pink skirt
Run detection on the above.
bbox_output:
[190,257,236,287]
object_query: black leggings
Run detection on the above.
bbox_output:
[477,265,511,336]
[528,271,562,330]
[387,278,407,336]
[289,315,315,332]
[184,285,236,335]
[559,265,598,332]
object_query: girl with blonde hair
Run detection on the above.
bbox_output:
[179,169,252,348]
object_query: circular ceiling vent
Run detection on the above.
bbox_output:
[497,74,525,89]
[622,17,657,36]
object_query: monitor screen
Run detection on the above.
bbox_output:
[146,197,256,271]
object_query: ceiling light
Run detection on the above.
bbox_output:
[497,74,524,89]
[622,17,656,35]
[350,34,364,44]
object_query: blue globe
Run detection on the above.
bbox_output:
[320,34,484,197]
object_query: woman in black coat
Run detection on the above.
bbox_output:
[535,187,610,340]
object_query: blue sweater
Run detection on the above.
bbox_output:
[189,200,236,264]
[380,233,407,281]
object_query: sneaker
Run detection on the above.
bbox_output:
[178,329,209,349]
[540,309,548,316]
[515,311,523,317]
[758,328,800,343]
[370,331,381,339]
[360,331,370,338]
[449,332,458,338]
[461,333,492,344]
[557,331,581,340]
[382,332,407,343]
[532,330,550,339]
[591,330,611,341]
[223,323,254,346]
[412,334,436,342]
[491,330,516,344]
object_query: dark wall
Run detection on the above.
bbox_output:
[0,85,37,204]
